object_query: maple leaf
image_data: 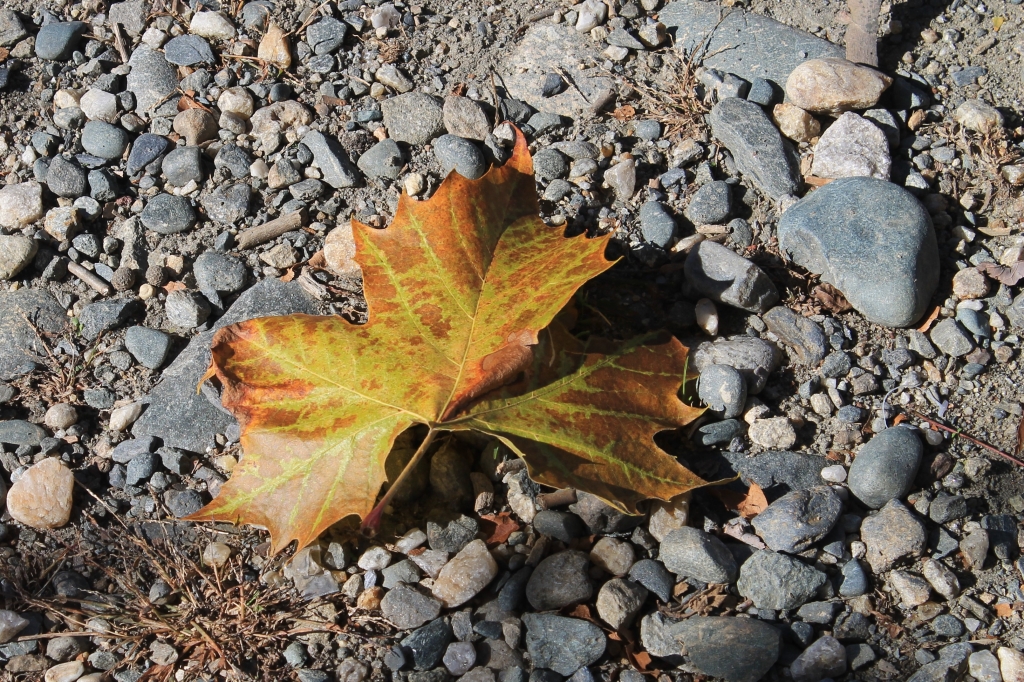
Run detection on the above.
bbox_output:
[190,128,708,552]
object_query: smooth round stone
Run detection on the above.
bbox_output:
[525,550,592,610]
[126,134,170,176]
[163,34,215,65]
[697,364,747,419]
[659,527,737,583]
[46,156,88,198]
[638,201,677,248]
[685,180,731,225]
[634,119,662,141]
[81,121,130,160]
[124,326,173,370]
[0,181,44,228]
[532,148,569,181]
[35,21,86,60]
[356,138,404,179]
[847,425,922,509]
[6,458,74,529]
[194,252,247,294]
[0,235,38,280]
[431,539,498,608]
[533,509,588,543]
[751,486,842,553]
[433,135,487,180]
[785,57,892,115]
[628,559,674,602]
[141,194,197,234]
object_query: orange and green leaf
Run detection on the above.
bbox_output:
[191,128,708,552]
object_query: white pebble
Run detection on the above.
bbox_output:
[820,465,847,483]
[695,298,719,336]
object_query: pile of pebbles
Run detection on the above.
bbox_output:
[2,0,1024,680]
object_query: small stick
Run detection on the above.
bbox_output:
[67,261,112,295]
[538,488,577,509]
[235,210,306,250]
[112,22,130,64]
[906,409,1024,469]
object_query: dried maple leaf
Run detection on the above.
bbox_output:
[191,129,708,551]
[977,261,1024,286]
[479,512,519,545]
[812,282,852,313]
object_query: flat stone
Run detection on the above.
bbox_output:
[0,236,37,281]
[0,290,67,378]
[847,425,923,509]
[381,92,446,145]
[381,585,442,630]
[763,306,827,365]
[777,177,938,328]
[709,97,800,200]
[108,0,149,35]
[306,17,347,55]
[127,46,180,116]
[811,112,891,180]
[400,617,452,671]
[7,458,74,529]
[0,9,28,47]
[0,419,46,446]
[692,336,780,394]
[79,299,139,340]
[35,22,86,60]
[861,499,927,573]
[301,130,359,189]
[786,58,892,114]
[141,194,196,234]
[162,146,204,187]
[522,614,605,676]
[749,417,797,449]
[357,139,404,180]
[434,135,487,180]
[431,539,498,608]
[165,290,211,328]
[80,89,119,123]
[0,182,44,228]
[81,121,130,161]
[124,326,173,370]
[659,526,737,583]
[752,486,842,553]
[46,156,88,198]
[698,364,746,419]
[680,616,781,682]
[685,180,731,225]
[443,96,491,140]
[163,35,215,65]
[638,201,677,247]
[189,12,236,40]
[736,550,827,610]
[201,184,251,224]
[930,318,974,357]
[954,99,1003,135]
[525,550,592,610]
[628,559,674,602]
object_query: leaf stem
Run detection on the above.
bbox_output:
[361,427,439,536]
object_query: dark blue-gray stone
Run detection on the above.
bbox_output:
[778,177,938,328]
[79,299,140,340]
[522,614,605,676]
[660,1,843,89]
[127,134,170,175]
[697,364,746,419]
[698,418,744,445]
[639,201,677,247]
[111,436,157,464]
[400,617,452,671]
[214,144,251,178]
[0,289,68,380]
[709,98,800,200]
[737,550,826,610]
[88,169,119,201]
[533,510,588,543]
[46,155,88,198]
[141,194,197,234]
[124,326,173,370]
[163,35,215,65]
[127,45,180,116]
[685,180,731,225]
[679,616,781,682]
[847,425,922,509]
[300,130,360,188]
[35,21,87,60]
[356,138,404,179]
[201,184,251,224]
[81,121,130,161]
[721,450,828,499]
[306,17,348,55]
[0,420,46,446]
[532,148,569,181]
[839,558,868,597]
[628,559,674,602]
[194,252,247,294]
[752,486,842,554]
[434,135,487,180]
[162,146,204,187]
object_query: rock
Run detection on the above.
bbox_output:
[861,500,926,573]
[44,661,85,682]
[35,22,87,60]
[323,222,361,277]
[357,139,404,180]
[194,252,247,295]
[692,336,779,394]
[376,64,414,93]
[301,130,359,189]
[427,515,478,553]
[921,558,959,601]
[522,614,605,676]
[839,559,868,597]
[533,510,588,543]
[596,578,647,629]
[7,458,74,529]
[431,539,497,608]
[525,550,592,610]
[999,647,1024,682]
[648,495,691,542]
[785,57,891,115]
[124,326,173,370]
[381,560,421,589]
[709,97,800,200]
[773,103,821,143]
[44,403,77,430]
[165,290,211,328]
[0,419,46,445]
[163,34,214,65]
[929,318,974,357]
[0,182,44,228]
[589,536,635,575]
[127,46,180,116]
[401,617,452,671]
[108,0,149,35]
[202,184,251,224]
[604,158,636,201]
[217,87,255,119]
[81,121,130,160]
[752,486,841,553]
[434,135,487,180]
[681,617,782,682]
[214,145,252,178]
[659,527,737,583]
[173,109,218,147]
[951,268,988,300]
[763,306,827,365]
[954,99,1003,135]
[698,364,746,419]
[382,92,446,145]
[777,177,938,328]
[847,425,922,509]
[736,550,826,610]
[306,17,347,54]
[684,241,778,313]
[637,201,677,247]
[80,89,119,123]
[791,636,847,682]
[628,560,674,602]
[969,650,1002,682]
[162,146,203,187]
[46,156,88,198]
[0,236,37,281]
[890,571,931,606]
[0,610,29,644]
[443,96,491,140]
[0,9,28,47]
[381,585,442,630]
[142,194,196,234]
[749,417,797,449]
[570,491,644,535]
[190,12,236,40]
[811,112,891,180]
[685,181,731,224]
[532,149,569,181]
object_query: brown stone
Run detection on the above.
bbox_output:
[785,58,892,115]
[7,458,74,529]
[258,22,291,69]
[431,539,498,608]
[323,221,362,277]
[772,103,821,143]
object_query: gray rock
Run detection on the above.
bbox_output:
[628,559,674,602]
[697,364,746,419]
[820,351,851,378]
[164,489,203,517]
[0,236,37,282]
[141,194,196,234]
[382,559,422,589]
[929,318,974,357]
[638,201,677,247]
[722,449,826,496]
[162,146,204,187]
[81,121,130,161]
[533,510,588,543]
[860,500,927,573]
[111,436,156,463]
[847,425,922,509]
[0,420,46,446]
[165,290,211,328]
[0,9,28,48]
[839,558,868,597]
[132,279,319,452]
[811,112,891,180]
[301,131,359,189]
[381,92,446,145]
[660,0,843,89]
[306,17,347,54]
[791,636,846,682]
[634,119,662,141]
[929,493,967,524]
[752,486,841,553]
[684,241,778,313]
[381,585,442,630]
[570,491,645,535]
[124,326,173,370]
[685,181,731,224]
[595,578,647,630]
[0,290,66,380]
[163,35,215,65]
[737,550,826,610]
[659,527,737,583]
[127,46,180,116]
[214,144,251,178]
[46,156,88,198]
[401,617,452,670]
[746,77,775,105]
[357,139,404,180]
[80,299,139,339]
[194,252,246,295]
[680,617,781,682]
[108,0,149,35]
[522,614,605,676]
[692,335,780,394]
[778,177,938,328]
[35,22,87,60]
[201,184,251,224]
[763,306,827,365]
[126,452,157,485]
[698,419,744,445]
[443,96,491,140]
[434,135,487,180]
[709,98,800,200]
[525,550,593,610]
[532,149,568,181]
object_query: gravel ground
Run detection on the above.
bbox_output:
[2,0,1024,681]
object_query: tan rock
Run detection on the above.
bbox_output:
[785,57,892,115]
[748,417,797,449]
[954,99,1004,135]
[0,235,38,280]
[648,494,690,542]
[999,647,1024,682]
[356,585,384,610]
[772,103,820,143]
[7,458,74,529]
[889,570,930,606]
[0,181,44,228]
[952,267,989,300]
[44,661,85,682]
[109,402,143,431]
[217,87,255,119]
[810,112,891,180]
[431,539,498,607]
[250,100,313,136]
[589,536,635,575]
[44,403,78,430]
[43,206,81,242]
[173,108,219,146]
[323,221,361,277]
[258,22,291,70]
